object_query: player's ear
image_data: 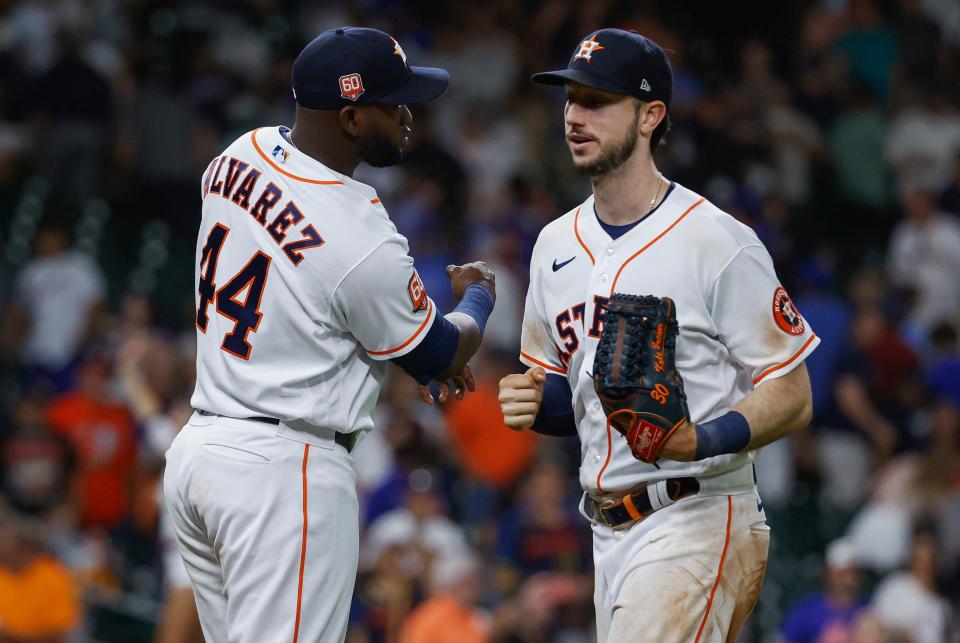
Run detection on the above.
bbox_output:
[338,106,362,139]
[638,100,667,136]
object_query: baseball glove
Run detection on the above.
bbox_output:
[593,294,690,463]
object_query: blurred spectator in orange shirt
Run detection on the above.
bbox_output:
[399,554,489,643]
[0,511,80,641]
[445,351,537,490]
[46,355,136,530]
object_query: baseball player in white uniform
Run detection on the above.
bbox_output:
[164,28,496,643]
[499,29,819,642]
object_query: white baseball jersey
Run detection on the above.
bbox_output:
[190,126,436,434]
[520,182,819,495]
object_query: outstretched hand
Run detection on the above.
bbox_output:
[418,364,476,405]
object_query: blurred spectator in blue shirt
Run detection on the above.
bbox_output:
[494,461,590,588]
[926,323,960,408]
[779,539,867,643]
[793,252,852,418]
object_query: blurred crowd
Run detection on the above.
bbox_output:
[0,0,959,641]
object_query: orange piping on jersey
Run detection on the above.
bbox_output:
[609,197,706,295]
[519,351,567,375]
[573,207,596,265]
[292,444,310,643]
[752,333,817,385]
[695,495,732,643]
[596,419,614,493]
[250,129,345,185]
[370,198,381,204]
[366,300,435,356]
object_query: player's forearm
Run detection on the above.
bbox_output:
[432,282,494,378]
[734,363,813,450]
[670,363,813,461]
[437,311,481,377]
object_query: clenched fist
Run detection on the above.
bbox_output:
[498,366,546,431]
[446,262,496,301]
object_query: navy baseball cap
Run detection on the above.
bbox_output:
[292,27,449,109]
[532,28,673,108]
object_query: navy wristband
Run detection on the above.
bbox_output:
[453,283,494,335]
[531,374,577,437]
[391,315,461,385]
[694,411,751,460]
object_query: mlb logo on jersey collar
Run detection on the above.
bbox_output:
[271,145,288,164]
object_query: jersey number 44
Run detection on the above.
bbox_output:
[195,223,270,360]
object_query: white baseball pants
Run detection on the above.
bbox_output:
[164,412,359,643]
[591,483,770,643]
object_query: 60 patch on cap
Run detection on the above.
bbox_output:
[339,73,364,101]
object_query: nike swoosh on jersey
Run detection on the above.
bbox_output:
[552,256,576,272]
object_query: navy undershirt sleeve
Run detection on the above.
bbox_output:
[531,373,577,437]
[391,314,459,384]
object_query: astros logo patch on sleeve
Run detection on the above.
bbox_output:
[772,286,804,336]
[407,270,428,312]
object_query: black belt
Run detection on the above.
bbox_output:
[195,410,357,453]
[585,477,700,528]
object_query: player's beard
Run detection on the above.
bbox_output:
[574,111,640,177]
[357,126,404,167]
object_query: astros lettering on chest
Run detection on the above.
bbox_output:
[545,214,691,373]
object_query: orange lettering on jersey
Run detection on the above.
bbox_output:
[772,286,804,336]
[407,270,428,312]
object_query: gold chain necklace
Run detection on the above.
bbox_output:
[647,173,663,214]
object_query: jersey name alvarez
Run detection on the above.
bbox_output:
[200,136,327,267]
[191,127,436,435]
[520,183,819,495]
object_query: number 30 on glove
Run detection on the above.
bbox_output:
[593,294,690,463]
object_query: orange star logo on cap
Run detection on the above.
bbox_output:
[573,34,605,62]
[391,36,408,66]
